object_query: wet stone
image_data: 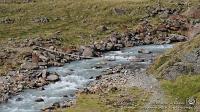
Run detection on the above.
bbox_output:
[35,98,44,102]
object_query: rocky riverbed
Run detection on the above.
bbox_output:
[0,28,187,104]
[1,4,199,110]
[0,44,173,112]
[39,44,172,112]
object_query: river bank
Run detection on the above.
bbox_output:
[1,3,199,111]
[0,15,189,103]
[51,44,173,112]
[0,44,173,112]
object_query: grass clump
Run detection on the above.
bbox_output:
[56,87,149,112]
[162,75,200,102]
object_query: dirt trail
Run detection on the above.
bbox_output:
[123,68,166,112]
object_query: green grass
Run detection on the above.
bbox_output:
[148,34,200,107]
[0,0,153,46]
[56,87,149,112]
[148,34,200,78]
[162,75,200,102]
[0,0,199,46]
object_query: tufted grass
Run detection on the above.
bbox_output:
[162,74,200,102]
[55,87,149,112]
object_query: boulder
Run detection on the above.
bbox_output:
[129,56,145,62]
[92,65,103,69]
[16,97,23,102]
[38,62,48,66]
[138,49,152,54]
[42,69,48,78]
[20,62,39,70]
[114,44,124,50]
[82,47,94,57]
[110,36,118,43]
[35,98,44,102]
[106,42,114,51]
[52,102,60,108]
[47,73,60,82]
[96,75,102,80]
[124,41,134,47]
[167,34,187,43]
[94,43,106,51]
[47,52,56,60]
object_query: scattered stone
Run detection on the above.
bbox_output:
[138,49,152,54]
[63,95,68,98]
[16,97,23,102]
[82,47,94,57]
[35,98,44,102]
[20,62,39,70]
[92,65,103,69]
[0,17,15,24]
[42,69,48,78]
[110,87,118,92]
[37,87,45,91]
[46,73,60,82]
[33,17,50,23]
[113,8,126,15]
[106,42,114,51]
[97,25,108,32]
[166,34,187,43]
[96,75,102,80]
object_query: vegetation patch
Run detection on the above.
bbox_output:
[0,0,154,46]
[55,87,149,112]
[148,35,200,78]
[0,0,199,46]
[162,74,200,102]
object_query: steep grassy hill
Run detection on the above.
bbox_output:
[0,0,198,46]
[148,35,200,101]
[148,35,200,78]
[0,0,153,46]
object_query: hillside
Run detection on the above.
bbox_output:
[0,0,198,46]
[148,35,200,79]
[0,0,200,111]
[148,34,200,101]
[0,0,155,45]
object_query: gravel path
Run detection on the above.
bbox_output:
[127,69,166,112]
[122,65,167,112]
[88,62,168,112]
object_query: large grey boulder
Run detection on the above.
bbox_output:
[82,47,94,57]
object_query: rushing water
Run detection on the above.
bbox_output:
[0,44,173,112]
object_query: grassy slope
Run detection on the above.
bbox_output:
[148,35,200,101]
[55,87,149,112]
[1,0,198,46]
[162,75,200,102]
[148,35,200,78]
[0,0,154,46]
